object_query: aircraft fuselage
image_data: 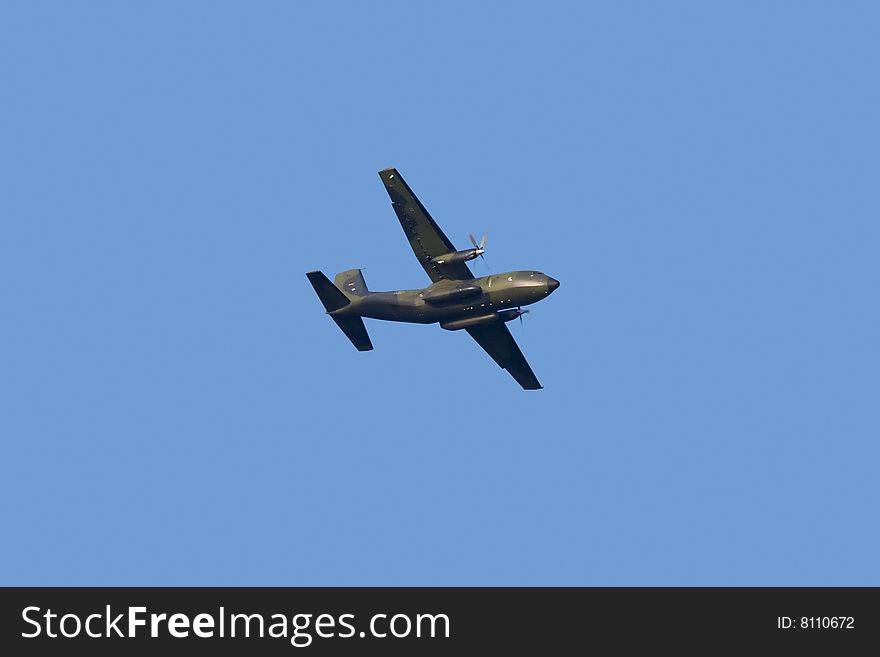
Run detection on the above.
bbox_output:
[332,270,559,326]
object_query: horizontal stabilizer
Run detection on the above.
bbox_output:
[332,315,373,351]
[306,270,351,312]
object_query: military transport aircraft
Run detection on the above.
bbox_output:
[307,168,560,389]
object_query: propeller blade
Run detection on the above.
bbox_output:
[470,233,488,267]
[470,233,488,250]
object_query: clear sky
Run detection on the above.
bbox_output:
[2,2,878,585]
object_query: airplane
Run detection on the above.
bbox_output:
[306,168,560,390]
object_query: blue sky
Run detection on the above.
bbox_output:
[1,2,878,585]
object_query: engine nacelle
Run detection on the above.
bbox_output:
[497,308,527,323]
[431,248,481,265]
[441,308,527,330]
[440,313,498,331]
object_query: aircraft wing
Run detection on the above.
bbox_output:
[465,323,542,390]
[379,168,475,283]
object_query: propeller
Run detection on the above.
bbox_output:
[518,306,530,327]
[469,233,487,266]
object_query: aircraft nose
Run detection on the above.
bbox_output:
[547,277,560,292]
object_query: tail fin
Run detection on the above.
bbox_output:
[306,270,350,312]
[334,269,369,298]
